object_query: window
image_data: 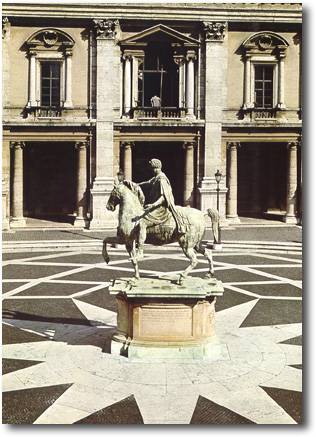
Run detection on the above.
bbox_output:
[241,32,288,113]
[41,62,61,107]
[254,65,273,109]
[138,43,178,107]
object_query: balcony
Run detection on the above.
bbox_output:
[27,106,62,119]
[131,107,186,120]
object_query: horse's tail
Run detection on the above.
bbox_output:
[206,208,220,243]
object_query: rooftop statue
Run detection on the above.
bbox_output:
[103,159,220,284]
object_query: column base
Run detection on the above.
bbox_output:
[283,215,299,224]
[10,217,26,228]
[89,177,118,229]
[226,215,240,224]
[198,177,227,219]
[73,216,89,229]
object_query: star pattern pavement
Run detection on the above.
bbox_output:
[2,238,302,424]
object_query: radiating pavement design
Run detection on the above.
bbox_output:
[2,238,302,424]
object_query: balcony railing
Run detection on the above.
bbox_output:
[131,107,186,120]
[27,106,62,118]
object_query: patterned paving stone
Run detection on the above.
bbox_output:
[192,268,274,283]
[2,384,72,424]
[2,358,43,375]
[2,264,74,280]
[2,323,48,345]
[190,396,254,424]
[46,253,126,264]
[16,282,91,297]
[240,300,302,327]
[2,282,28,293]
[213,255,300,265]
[2,299,91,326]
[260,387,302,424]
[61,268,131,282]
[254,266,302,280]
[239,283,302,297]
[75,395,144,424]
[216,289,257,312]
[281,335,302,346]
[76,288,117,313]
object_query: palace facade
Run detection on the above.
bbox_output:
[2,2,302,230]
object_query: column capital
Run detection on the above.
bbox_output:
[183,141,196,150]
[10,141,25,150]
[173,54,185,66]
[121,141,134,150]
[287,141,299,150]
[75,141,88,150]
[227,142,241,150]
[122,52,133,62]
[2,16,10,39]
[203,21,227,42]
[186,50,197,62]
[64,49,73,57]
[93,18,120,40]
[27,50,37,58]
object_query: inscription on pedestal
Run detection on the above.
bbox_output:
[138,305,192,339]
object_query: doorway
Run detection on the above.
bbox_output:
[23,142,76,223]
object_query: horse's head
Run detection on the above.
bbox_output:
[106,182,123,211]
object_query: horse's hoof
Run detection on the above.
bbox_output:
[103,257,110,264]
[205,272,215,279]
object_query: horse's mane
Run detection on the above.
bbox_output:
[123,180,145,206]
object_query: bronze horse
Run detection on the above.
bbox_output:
[102,180,219,283]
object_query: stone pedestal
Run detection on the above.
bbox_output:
[109,277,224,360]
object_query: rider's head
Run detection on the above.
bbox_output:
[149,158,162,175]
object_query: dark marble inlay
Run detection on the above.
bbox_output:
[190,395,254,424]
[280,335,302,346]
[2,323,48,345]
[240,300,302,328]
[61,268,131,282]
[216,289,256,312]
[260,386,302,423]
[2,282,28,293]
[2,264,74,280]
[289,364,302,370]
[239,283,302,297]
[75,395,143,424]
[254,266,302,281]
[2,384,72,424]
[2,358,43,375]
[76,288,117,313]
[2,299,91,326]
[17,282,90,297]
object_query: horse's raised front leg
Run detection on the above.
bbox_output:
[195,243,215,278]
[126,241,140,280]
[179,246,198,284]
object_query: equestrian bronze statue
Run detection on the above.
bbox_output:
[102,159,220,283]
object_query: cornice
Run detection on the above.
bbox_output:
[2,3,302,24]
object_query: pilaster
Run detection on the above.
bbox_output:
[90,18,121,229]
[199,21,228,214]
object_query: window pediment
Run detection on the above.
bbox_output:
[242,32,288,56]
[25,28,74,51]
[120,24,199,48]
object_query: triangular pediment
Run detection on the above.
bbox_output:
[120,24,199,47]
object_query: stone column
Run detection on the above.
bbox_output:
[183,141,195,206]
[284,141,298,223]
[27,51,37,107]
[199,22,228,214]
[10,142,26,227]
[185,50,196,117]
[174,54,185,108]
[90,19,121,229]
[64,51,73,108]
[123,54,132,115]
[243,54,252,109]
[2,17,11,110]
[121,142,134,181]
[74,141,88,227]
[226,142,240,223]
[277,54,286,109]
